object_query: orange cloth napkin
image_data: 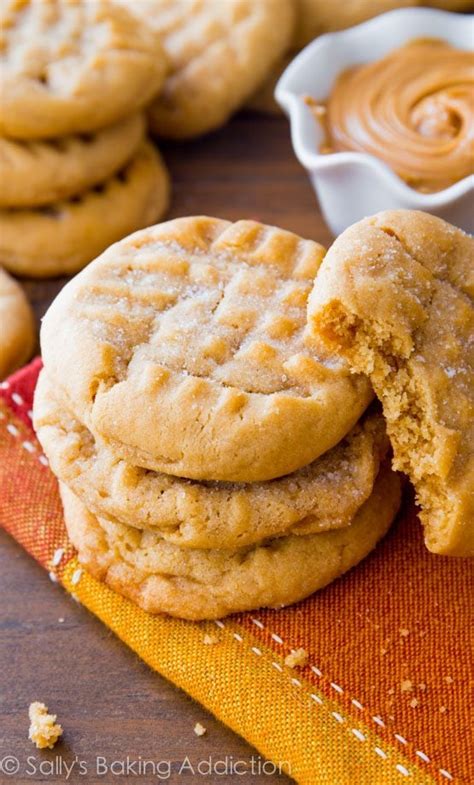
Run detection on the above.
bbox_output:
[1,359,472,785]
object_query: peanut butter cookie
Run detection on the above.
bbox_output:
[0,143,170,278]
[0,267,35,378]
[0,0,167,139]
[0,114,144,208]
[307,210,474,556]
[122,0,294,138]
[60,465,401,620]
[293,1,416,50]
[40,217,372,482]
[34,370,388,549]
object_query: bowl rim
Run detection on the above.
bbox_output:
[275,6,474,207]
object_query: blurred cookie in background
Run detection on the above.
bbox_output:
[0,115,145,208]
[0,0,167,139]
[121,0,295,138]
[0,268,35,378]
[0,144,170,278]
[0,2,171,278]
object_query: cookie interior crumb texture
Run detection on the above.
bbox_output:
[307,210,474,557]
[28,702,63,750]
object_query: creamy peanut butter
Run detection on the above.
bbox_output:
[311,39,474,192]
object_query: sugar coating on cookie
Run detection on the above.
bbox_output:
[0,114,145,208]
[34,370,388,549]
[0,267,35,379]
[123,0,295,138]
[60,466,401,620]
[307,209,474,556]
[0,0,167,138]
[0,143,170,278]
[40,216,372,482]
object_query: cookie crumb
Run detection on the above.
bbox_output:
[418,683,426,691]
[440,706,447,714]
[399,628,410,638]
[58,617,64,624]
[400,680,413,693]
[284,648,308,669]
[387,687,395,696]
[28,702,63,749]
[444,676,453,685]
[409,698,419,708]
[202,634,219,646]
[194,722,207,736]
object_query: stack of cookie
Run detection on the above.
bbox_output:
[0,0,170,278]
[34,216,403,620]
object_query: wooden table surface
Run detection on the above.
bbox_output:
[0,113,333,785]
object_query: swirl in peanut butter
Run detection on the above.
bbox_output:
[314,39,474,192]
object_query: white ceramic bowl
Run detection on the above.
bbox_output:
[275,8,474,236]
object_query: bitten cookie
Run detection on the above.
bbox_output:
[34,370,388,549]
[40,217,372,482]
[60,465,401,620]
[0,0,167,139]
[0,114,145,208]
[123,0,294,138]
[0,267,35,378]
[307,210,474,557]
[0,143,170,278]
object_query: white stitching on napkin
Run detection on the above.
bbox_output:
[213,616,455,781]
